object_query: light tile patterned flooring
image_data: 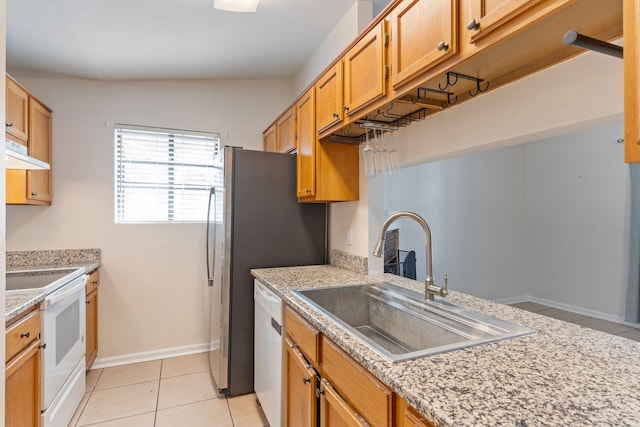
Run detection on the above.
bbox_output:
[68,352,269,427]
[510,301,640,341]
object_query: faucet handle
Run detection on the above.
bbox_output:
[440,273,449,297]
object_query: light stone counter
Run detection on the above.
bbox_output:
[251,264,640,427]
[5,248,101,323]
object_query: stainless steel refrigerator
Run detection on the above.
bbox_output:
[206,146,327,396]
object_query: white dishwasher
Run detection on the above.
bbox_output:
[254,280,283,427]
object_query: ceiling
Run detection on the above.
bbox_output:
[7,0,392,80]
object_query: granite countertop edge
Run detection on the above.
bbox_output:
[6,261,101,323]
[251,264,640,427]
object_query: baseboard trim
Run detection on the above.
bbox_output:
[90,341,218,370]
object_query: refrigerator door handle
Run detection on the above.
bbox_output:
[206,187,216,287]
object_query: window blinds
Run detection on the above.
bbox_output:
[115,124,222,223]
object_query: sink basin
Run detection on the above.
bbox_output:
[293,282,534,363]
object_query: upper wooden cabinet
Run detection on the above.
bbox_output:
[276,106,296,153]
[263,123,277,152]
[344,20,388,118]
[297,89,359,203]
[625,0,640,162]
[6,76,29,144]
[6,75,53,205]
[315,61,344,137]
[466,0,569,44]
[296,90,316,198]
[389,0,458,90]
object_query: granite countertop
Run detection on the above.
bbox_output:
[251,265,640,427]
[6,249,101,323]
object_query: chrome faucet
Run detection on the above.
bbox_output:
[372,211,448,301]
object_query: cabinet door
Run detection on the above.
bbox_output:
[466,0,565,43]
[320,379,368,427]
[86,289,99,369]
[5,340,42,427]
[394,394,436,427]
[27,99,52,203]
[390,0,457,89]
[296,89,316,198]
[344,21,387,117]
[625,0,640,162]
[285,338,317,427]
[277,106,296,153]
[263,124,277,152]
[6,76,29,144]
[316,61,344,136]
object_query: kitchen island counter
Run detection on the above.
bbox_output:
[251,264,640,427]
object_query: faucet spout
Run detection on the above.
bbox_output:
[373,211,448,301]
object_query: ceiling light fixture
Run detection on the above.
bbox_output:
[213,0,259,12]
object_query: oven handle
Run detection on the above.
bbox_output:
[42,274,89,309]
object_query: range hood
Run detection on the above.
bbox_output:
[5,139,50,170]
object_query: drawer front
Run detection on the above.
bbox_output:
[285,306,320,365]
[6,310,41,363]
[321,336,392,427]
[86,269,100,295]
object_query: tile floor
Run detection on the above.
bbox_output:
[510,301,640,341]
[68,352,269,427]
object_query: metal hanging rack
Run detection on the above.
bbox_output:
[438,71,490,97]
[562,30,623,59]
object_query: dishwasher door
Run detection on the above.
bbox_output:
[254,280,283,427]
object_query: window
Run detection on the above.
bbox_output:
[115,124,222,223]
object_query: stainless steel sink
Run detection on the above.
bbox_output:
[293,282,534,363]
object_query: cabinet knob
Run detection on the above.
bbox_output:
[6,123,13,128]
[303,377,311,384]
[306,189,311,194]
[332,112,339,119]
[467,18,480,31]
[20,332,30,339]
[31,192,39,197]
[86,301,91,305]
[343,105,349,112]
[437,41,449,52]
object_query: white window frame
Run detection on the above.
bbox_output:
[114,124,222,224]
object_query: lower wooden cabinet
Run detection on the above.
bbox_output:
[284,305,395,427]
[285,338,318,427]
[5,309,42,427]
[86,268,100,369]
[394,395,436,427]
[320,379,368,427]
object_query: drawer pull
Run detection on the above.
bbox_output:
[332,112,339,119]
[31,192,39,198]
[303,377,311,384]
[6,123,14,128]
[20,332,30,339]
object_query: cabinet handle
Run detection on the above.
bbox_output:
[303,377,311,384]
[343,106,349,112]
[332,112,340,119]
[306,189,311,194]
[437,41,449,52]
[20,332,30,339]
[92,281,99,285]
[86,301,91,305]
[6,123,13,128]
[31,192,39,198]
[467,18,480,31]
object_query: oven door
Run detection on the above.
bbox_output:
[41,274,88,410]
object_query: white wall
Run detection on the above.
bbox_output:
[293,0,372,95]
[384,145,528,300]
[5,75,293,363]
[383,122,629,320]
[526,122,628,319]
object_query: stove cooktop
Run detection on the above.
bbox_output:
[6,268,86,294]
